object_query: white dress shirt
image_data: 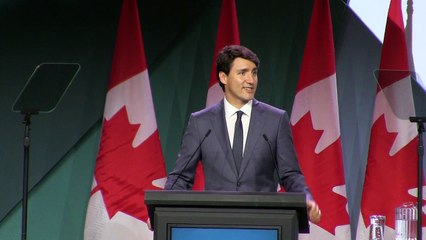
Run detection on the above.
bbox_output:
[224,98,252,155]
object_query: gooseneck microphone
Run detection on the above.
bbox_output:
[262,134,283,187]
[169,129,211,190]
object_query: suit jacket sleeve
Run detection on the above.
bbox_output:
[277,111,313,200]
[164,113,202,190]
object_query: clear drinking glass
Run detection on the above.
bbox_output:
[369,215,385,240]
[395,202,417,240]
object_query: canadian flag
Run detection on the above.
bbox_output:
[192,0,240,190]
[84,0,167,239]
[356,0,424,239]
[290,0,350,239]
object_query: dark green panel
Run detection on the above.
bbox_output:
[0,121,101,239]
[0,0,211,221]
[150,1,221,171]
[237,0,313,111]
[0,0,120,221]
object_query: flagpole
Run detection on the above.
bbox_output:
[406,0,422,238]
[409,116,425,240]
[405,0,415,73]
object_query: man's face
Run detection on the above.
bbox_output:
[219,57,258,109]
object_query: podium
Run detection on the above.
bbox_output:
[145,190,309,240]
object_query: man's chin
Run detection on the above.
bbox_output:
[240,96,254,104]
[243,93,255,100]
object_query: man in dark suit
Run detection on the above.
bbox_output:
[164,45,321,223]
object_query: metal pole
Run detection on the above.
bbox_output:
[21,113,31,240]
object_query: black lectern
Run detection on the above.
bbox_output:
[145,190,309,240]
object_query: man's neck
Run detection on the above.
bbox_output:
[224,96,251,109]
[224,97,253,113]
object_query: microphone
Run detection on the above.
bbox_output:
[409,116,426,123]
[168,129,212,190]
[263,134,283,187]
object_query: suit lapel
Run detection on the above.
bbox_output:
[239,99,265,177]
[209,100,239,177]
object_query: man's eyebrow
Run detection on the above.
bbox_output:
[236,67,258,72]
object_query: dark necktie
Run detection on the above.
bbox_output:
[233,111,243,172]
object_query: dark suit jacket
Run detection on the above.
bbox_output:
[165,99,312,199]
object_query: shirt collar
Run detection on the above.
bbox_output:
[224,98,253,118]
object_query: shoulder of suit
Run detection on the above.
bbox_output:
[190,100,289,118]
[254,99,287,116]
[192,100,223,118]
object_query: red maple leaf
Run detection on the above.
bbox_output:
[91,107,166,221]
[292,112,349,234]
[361,115,422,229]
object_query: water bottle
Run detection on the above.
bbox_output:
[395,202,417,240]
[369,215,385,240]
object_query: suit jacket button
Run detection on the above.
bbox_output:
[237,182,241,187]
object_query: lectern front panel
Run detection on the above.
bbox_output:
[154,207,298,240]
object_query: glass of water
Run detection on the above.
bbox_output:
[369,215,385,240]
[395,202,417,240]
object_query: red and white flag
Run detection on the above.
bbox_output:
[356,0,424,239]
[290,0,350,238]
[193,0,240,190]
[84,0,167,239]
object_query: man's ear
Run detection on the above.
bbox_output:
[219,72,227,86]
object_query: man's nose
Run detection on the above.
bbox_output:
[245,73,255,83]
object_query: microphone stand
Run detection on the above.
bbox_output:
[409,116,425,240]
[21,110,37,240]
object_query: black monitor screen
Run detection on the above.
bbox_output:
[171,226,278,240]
